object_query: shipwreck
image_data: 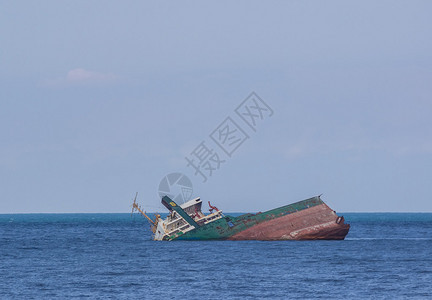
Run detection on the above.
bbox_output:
[132,194,350,241]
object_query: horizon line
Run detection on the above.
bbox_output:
[2,211,432,215]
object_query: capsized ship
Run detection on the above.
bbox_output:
[132,195,350,241]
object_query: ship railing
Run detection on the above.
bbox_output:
[163,210,224,237]
[202,211,223,224]
[165,223,195,237]
[165,216,186,227]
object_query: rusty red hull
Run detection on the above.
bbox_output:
[228,203,350,241]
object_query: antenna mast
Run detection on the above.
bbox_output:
[131,192,156,226]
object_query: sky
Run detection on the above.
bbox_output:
[0,1,431,213]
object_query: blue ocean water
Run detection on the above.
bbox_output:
[1,213,431,299]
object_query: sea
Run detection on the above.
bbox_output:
[1,213,431,299]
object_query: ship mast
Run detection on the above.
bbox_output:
[131,193,158,232]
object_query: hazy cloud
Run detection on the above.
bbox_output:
[42,68,117,87]
[66,68,116,83]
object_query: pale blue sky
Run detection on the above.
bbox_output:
[1,1,431,213]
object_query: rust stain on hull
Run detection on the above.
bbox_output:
[228,203,350,240]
